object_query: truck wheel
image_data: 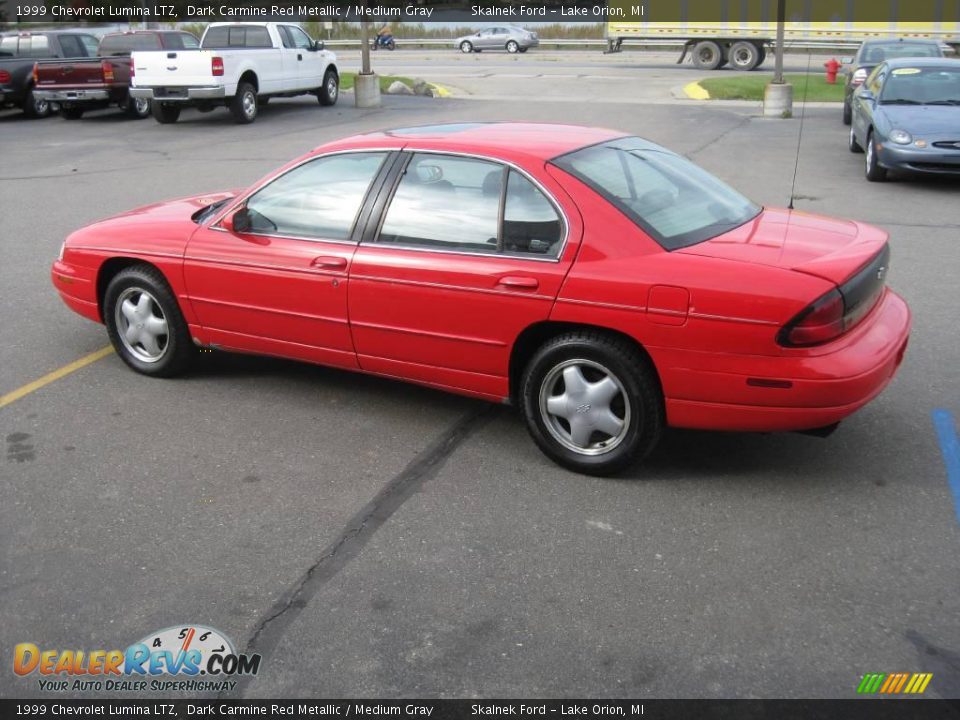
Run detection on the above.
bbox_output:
[61,106,85,120]
[230,82,258,123]
[23,88,51,118]
[152,103,180,124]
[729,41,761,71]
[692,41,723,71]
[521,332,664,476]
[125,96,151,119]
[318,69,338,106]
[756,46,767,67]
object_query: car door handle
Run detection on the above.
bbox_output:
[311,256,347,269]
[297,54,303,61]
[497,276,539,290]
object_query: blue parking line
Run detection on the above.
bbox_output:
[932,409,960,525]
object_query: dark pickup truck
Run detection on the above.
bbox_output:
[33,30,200,120]
[0,30,99,117]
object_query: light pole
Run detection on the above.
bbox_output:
[354,10,381,107]
[764,0,794,117]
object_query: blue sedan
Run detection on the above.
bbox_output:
[849,57,960,181]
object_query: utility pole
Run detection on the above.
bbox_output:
[354,6,381,107]
[774,0,785,84]
[764,0,794,117]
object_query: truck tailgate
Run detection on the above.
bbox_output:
[35,59,104,89]
[131,50,214,87]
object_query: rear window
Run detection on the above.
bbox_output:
[552,137,760,251]
[858,42,942,64]
[98,34,161,55]
[202,26,272,49]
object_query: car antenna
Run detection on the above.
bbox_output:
[788,52,813,210]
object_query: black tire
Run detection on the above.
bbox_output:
[520,332,664,476]
[103,265,194,378]
[124,95,151,119]
[519,47,528,53]
[460,41,473,53]
[151,102,180,124]
[848,125,863,153]
[692,41,723,70]
[230,81,258,124]
[23,87,51,118]
[506,40,520,54]
[61,106,85,120]
[756,46,767,67]
[728,41,761,71]
[865,130,888,182]
[842,98,852,125]
[318,68,338,106]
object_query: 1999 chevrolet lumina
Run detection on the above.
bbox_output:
[52,123,911,475]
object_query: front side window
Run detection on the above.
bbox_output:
[180,33,200,49]
[285,26,314,50]
[377,153,563,257]
[552,137,760,250]
[79,34,99,56]
[242,153,387,241]
[58,35,84,58]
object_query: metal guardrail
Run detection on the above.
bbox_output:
[324,37,871,51]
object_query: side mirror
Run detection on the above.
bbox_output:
[312,40,324,51]
[223,206,251,233]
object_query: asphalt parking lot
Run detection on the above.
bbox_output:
[2,50,959,700]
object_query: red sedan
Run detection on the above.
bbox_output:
[52,123,911,475]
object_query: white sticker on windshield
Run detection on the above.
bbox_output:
[892,68,922,75]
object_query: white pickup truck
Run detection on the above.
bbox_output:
[129,22,338,124]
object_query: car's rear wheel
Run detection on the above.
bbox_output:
[23,87,51,118]
[842,99,852,125]
[506,40,520,54]
[865,130,888,182]
[104,266,193,378]
[61,106,84,120]
[460,41,473,53]
[848,125,862,153]
[521,332,663,476]
[519,47,528,53]
[692,41,723,70]
[230,82,258,123]
[151,102,180,124]
[318,69,338,106]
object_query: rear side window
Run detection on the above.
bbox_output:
[58,35,85,58]
[0,36,17,56]
[79,35,99,56]
[203,26,272,49]
[23,35,51,58]
[244,153,388,241]
[180,33,200,49]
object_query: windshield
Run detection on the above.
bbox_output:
[552,137,761,250]
[880,66,960,105]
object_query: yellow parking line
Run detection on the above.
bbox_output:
[684,81,710,99]
[0,346,114,410]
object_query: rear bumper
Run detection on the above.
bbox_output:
[661,289,911,432]
[33,88,110,102]
[130,86,225,102]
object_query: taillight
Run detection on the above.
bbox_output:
[0,69,11,83]
[851,68,868,86]
[130,62,135,78]
[212,57,224,76]
[779,289,845,347]
[31,63,38,84]
[101,60,114,83]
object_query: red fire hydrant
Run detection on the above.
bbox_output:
[824,58,841,84]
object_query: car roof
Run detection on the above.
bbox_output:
[321,122,628,161]
[881,57,959,68]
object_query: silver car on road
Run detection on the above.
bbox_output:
[456,26,539,54]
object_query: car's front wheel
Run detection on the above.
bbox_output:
[460,41,473,53]
[842,99,852,125]
[521,332,663,476]
[104,266,194,378]
[865,130,888,182]
[506,40,520,54]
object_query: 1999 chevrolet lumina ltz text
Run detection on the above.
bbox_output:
[51,122,911,475]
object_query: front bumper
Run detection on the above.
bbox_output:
[661,289,912,432]
[130,86,225,102]
[878,143,960,175]
[33,88,110,103]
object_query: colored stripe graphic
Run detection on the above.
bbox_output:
[932,409,960,524]
[857,672,932,694]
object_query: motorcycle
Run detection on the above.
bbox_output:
[371,34,396,51]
